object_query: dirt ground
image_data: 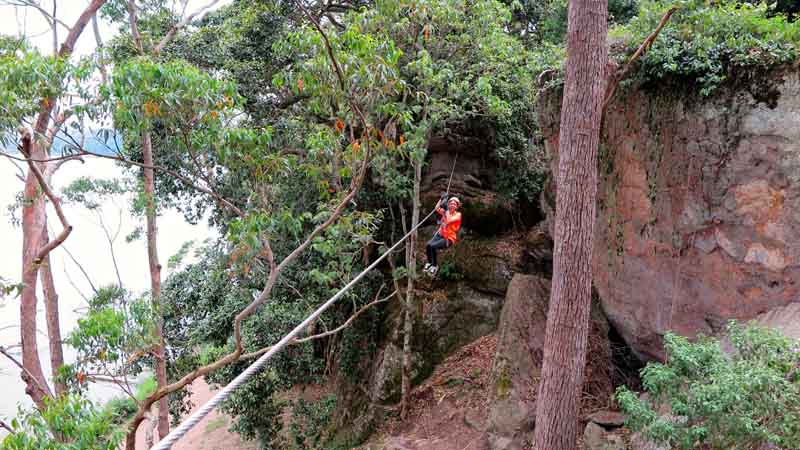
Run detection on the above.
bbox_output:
[359,334,498,450]
[136,378,257,450]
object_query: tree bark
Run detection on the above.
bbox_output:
[20,146,53,408]
[533,0,608,449]
[141,131,170,438]
[40,226,66,397]
[17,0,107,410]
[400,157,422,419]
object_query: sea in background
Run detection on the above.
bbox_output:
[0,155,214,435]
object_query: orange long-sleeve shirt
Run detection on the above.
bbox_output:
[437,210,462,243]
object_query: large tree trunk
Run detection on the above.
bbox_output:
[141,131,170,438]
[40,226,66,397]
[400,158,422,419]
[533,0,608,449]
[20,152,53,408]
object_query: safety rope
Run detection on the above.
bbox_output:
[152,155,458,449]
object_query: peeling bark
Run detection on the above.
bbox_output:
[20,145,53,408]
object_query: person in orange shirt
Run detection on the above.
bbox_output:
[424,195,462,276]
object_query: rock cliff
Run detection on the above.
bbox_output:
[540,66,800,360]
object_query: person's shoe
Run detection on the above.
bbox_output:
[428,265,438,276]
[423,263,431,272]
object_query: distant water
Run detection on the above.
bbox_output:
[0,157,214,435]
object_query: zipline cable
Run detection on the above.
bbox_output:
[152,155,459,449]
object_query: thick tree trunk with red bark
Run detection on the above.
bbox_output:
[533,0,608,449]
[142,131,170,438]
[20,143,53,407]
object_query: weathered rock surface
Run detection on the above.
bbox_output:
[540,67,800,360]
[757,301,800,340]
[587,410,626,428]
[584,422,626,450]
[421,134,524,236]
[483,274,613,450]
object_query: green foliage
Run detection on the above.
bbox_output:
[504,0,638,45]
[2,395,123,450]
[288,394,337,449]
[0,276,23,299]
[107,57,241,132]
[617,322,800,450]
[167,240,195,270]
[61,286,157,392]
[0,46,67,135]
[436,260,464,281]
[612,0,800,96]
[62,177,131,210]
[0,41,100,148]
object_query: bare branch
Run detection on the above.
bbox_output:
[55,236,99,295]
[240,288,395,360]
[63,264,90,302]
[603,6,677,112]
[0,418,14,434]
[0,345,50,400]
[0,146,245,218]
[1,0,70,31]
[51,0,57,55]
[127,0,145,55]
[153,0,222,55]
[91,14,108,83]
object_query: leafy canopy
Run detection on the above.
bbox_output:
[611,0,800,95]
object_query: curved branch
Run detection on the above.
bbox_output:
[19,130,73,266]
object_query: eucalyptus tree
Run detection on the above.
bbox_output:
[0,0,108,411]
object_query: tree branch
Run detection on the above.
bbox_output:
[32,0,107,138]
[0,345,50,402]
[602,5,677,112]
[153,0,222,55]
[240,288,395,360]
[0,418,14,435]
[19,129,73,266]
[0,147,245,218]
[127,0,145,55]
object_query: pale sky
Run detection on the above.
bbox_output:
[0,0,233,57]
[0,0,230,428]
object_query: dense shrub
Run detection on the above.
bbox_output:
[617,322,800,450]
[612,0,800,95]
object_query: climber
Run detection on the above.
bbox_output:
[424,194,462,276]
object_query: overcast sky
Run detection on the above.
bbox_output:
[0,0,230,426]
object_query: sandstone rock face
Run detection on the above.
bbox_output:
[484,274,612,450]
[540,68,800,361]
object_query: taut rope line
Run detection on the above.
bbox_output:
[152,155,458,449]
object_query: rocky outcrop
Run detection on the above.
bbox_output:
[540,67,800,361]
[421,134,541,236]
[483,274,613,450]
